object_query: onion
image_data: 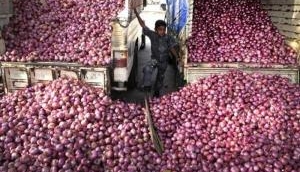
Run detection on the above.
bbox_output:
[150,70,300,171]
[187,0,298,65]
[1,70,300,170]
[0,0,125,66]
[0,77,160,171]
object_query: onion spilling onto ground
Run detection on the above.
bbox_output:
[0,78,160,172]
[0,0,125,66]
[187,0,298,64]
[1,71,300,171]
[150,71,300,171]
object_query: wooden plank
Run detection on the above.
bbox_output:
[273,23,300,33]
[280,30,300,39]
[31,68,54,81]
[8,68,28,80]
[262,0,300,5]
[3,67,29,93]
[267,11,300,19]
[144,97,164,155]
[270,17,300,25]
[0,0,13,15]
[263,4,300,11]
[60,70,79,79]
[0,38,5,55]
[185,67,299,84]
[80,67,110,94]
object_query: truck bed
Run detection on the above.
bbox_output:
[0,62,111,95]
[183,62,299,84]
[177,0,300,85]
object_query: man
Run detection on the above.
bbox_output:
[134,8,179,97]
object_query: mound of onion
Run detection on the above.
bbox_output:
[1,0,125,66]
[187,0,298,65]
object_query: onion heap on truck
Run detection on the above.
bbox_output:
[0,0,145,94]
[167,0,300,85]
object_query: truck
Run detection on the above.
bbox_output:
[166,0,300,85]
[0,0,145,94]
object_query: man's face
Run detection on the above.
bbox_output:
[156,26,166,37]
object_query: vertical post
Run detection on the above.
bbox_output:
[0,30,5,55]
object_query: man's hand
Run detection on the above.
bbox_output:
[133,8,146,28]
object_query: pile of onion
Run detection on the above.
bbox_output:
[0,0,125,66]
[150,70,300,171]
[1,71,300,171]
[187,0,298,64]
[0,78,160,172]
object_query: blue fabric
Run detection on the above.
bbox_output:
[166,0,188,34]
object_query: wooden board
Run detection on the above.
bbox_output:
[80,67,111,94]
[0,62,111,95]
[31,68,54,81]
[0,0,13,15]
[144,97,164,155]
[262,0,300,5]
[279,30,300,39]
[262,2,300,39]
[273,23,300,33]
[0,38,5,55]
[263,5,300,11]
[2,67,29,93]
[270,17,300,26]
[60,70,79,79]
[267,11,300,19]
[184,67,299,84]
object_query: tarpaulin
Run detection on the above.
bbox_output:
[166,0,188,34]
